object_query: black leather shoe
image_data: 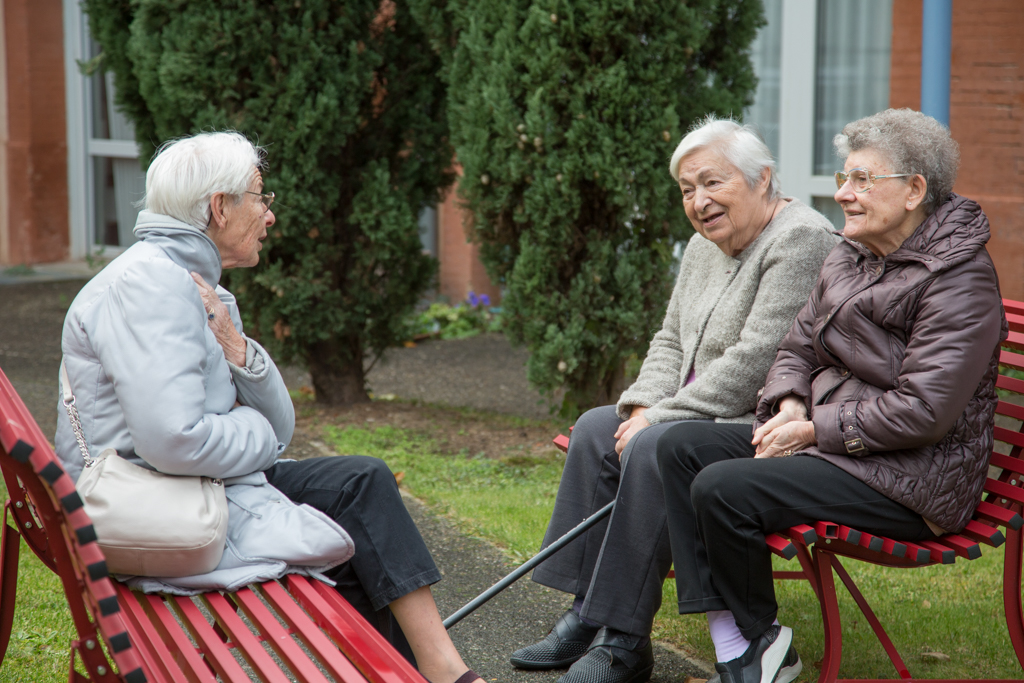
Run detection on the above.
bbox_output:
[556,627,654,683]
[510,609,601,670]
[714,625,799,683]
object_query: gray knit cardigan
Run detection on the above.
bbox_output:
[617,199,838,425]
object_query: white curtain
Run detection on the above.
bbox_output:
[743,0,783,157]
[813,0,893,175]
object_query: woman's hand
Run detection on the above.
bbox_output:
[614,407,650,458]
[192,272,247,367]
[752,395,816,458]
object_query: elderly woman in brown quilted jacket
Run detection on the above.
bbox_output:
[654,109,1008,683]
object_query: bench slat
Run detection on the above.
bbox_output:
[766,534,796,559]
[837,525,862,545]
[1005,330,1024,353]
[994,427,1024,450]
[940,534,983,560]
[991,452,1024,477]
[985,478,1024,506]
[232,586,361,683]
[116,585,204,683]
[962,519,1006,547]
[284,577,424,683]
[814,521,839,539]
[975,500,1024,530]
[880,537,907,558]
[919,540,957,564]
[900,541,933,564]
[1006,311,1024,333]
[170,596,252,683]
[203,591,296,682]
[999,350,1024,373]
[788,524,817,545]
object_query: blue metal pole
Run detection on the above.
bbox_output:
[920,0,953,126]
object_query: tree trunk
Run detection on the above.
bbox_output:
[308,340,371,405]
[594,362,627,409]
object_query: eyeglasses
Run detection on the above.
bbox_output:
[834,168,912,193]
[245,190,276,212]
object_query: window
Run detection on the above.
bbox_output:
[743,0,892,231]
[64,2,146,259]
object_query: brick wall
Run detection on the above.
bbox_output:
[2,0,70,265]
[892,0,1024,299]
[437,176,501,305]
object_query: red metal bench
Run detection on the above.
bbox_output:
[0,366,427,683]
[552,296,1024,682]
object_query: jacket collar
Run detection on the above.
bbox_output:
[842,193,990,273]
[133,210,223,285]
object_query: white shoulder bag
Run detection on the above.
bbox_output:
[61,359,229,577]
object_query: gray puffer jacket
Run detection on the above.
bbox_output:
[757,194,1007,532]
[56,211,354,594]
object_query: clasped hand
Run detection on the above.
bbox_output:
[192,272,247,367]
[614,408,650,458]
[751,395,816,458]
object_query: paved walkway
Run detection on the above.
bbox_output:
[0,279,709,682]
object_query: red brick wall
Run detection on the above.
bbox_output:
[3,0,70,265]
[891,0,1024,300]
[437,175,501,305]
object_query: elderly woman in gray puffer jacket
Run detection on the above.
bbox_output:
[511,116,837,683]
[656,109,1007,683]
[55,132,483,683]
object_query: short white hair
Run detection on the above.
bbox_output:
[668,115,781,200]
[144,131,266,229]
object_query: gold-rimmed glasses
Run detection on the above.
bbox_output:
[834,168,912,194]
[245,190,276,212]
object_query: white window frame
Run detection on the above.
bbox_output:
[776,0,841,208]
[63,0,142,260]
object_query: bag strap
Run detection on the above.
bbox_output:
[60,358,95,467]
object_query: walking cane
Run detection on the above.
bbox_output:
[443,500,615,630]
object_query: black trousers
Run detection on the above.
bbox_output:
[655,421,934,641]
[265,455,442,664]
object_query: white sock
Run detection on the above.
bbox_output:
[707,610,751,663]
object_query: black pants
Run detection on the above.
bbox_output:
[265,455,442,664]
[656,421,934,641]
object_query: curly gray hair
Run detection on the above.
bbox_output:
[833,108,960,215]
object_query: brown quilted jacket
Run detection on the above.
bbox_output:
[756,194,1007,532]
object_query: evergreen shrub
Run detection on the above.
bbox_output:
[84,0,453,403]
[418,0,764,416]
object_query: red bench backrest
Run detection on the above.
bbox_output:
[0,367,148,682]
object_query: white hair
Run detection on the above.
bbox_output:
[143,131,266,229]
[668,115,781,200]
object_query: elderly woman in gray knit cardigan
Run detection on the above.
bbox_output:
[510,116,838,683]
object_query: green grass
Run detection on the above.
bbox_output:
[0,477,77,682]
[324,424,564,563]
[325,423,1022,680]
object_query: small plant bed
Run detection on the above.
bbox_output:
[406,294,502,343]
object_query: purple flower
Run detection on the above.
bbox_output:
[479,294,491,307]
[467,291,479,307]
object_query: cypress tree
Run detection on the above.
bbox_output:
[420,0,763,416]
[84,0,452,403]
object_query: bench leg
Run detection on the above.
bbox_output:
[1004,526,1024,673]
[831,557,911,680]
[813,551,843,683]
[0,514,21,666]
